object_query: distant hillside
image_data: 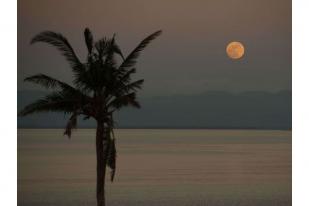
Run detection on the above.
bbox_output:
[17,90,292,130]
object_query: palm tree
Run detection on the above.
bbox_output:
[18,28,161,206]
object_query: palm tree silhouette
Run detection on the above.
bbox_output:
[18,28,161,206]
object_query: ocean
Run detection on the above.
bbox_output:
[18,129,291,206]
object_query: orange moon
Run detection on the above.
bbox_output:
[226,41,245,59]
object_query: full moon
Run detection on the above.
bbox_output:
[226,41,245,59]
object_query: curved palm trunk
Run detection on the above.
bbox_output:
[96,120,107,206]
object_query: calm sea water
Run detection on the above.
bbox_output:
[18,129,291,206]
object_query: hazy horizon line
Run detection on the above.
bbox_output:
[17,126,292,131]
[17,89,292,99]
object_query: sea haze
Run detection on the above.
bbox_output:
[17,90,291,129]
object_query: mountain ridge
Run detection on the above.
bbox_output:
[18,90,292,130]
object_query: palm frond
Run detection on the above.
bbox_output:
[24,74,93,108]
[84,28,93,54]
[18,91,84,116]
[118,68,136,83]
[95,37,108,59]
[119,79,144,93]
[24,74,74,90]
[118,30,162,72]
[64,112,78,138]
[107,92,140,110]
[111,35,124,60]
[104,35,117,67]
[31,31,85,75]
[95,35,124,60]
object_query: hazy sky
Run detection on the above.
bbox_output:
[18,0,291,96]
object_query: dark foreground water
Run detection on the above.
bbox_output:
[18,129,291,206]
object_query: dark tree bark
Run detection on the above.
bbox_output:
[96,120,107,206]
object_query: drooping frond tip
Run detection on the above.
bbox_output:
[107,138,116,182]
[64,113,78,138]
[30,31,85,76]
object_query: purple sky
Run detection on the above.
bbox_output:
[18,0,291,96]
